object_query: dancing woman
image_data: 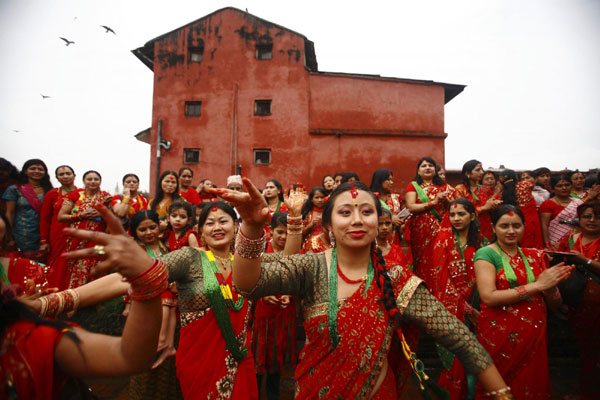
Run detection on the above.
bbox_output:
[474,205,573,399]
[223,179,513,399]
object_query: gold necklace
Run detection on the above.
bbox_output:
[213,253,232,268]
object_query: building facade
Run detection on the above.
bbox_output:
[133,7,464,192]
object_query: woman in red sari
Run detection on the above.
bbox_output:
[149,170,181,232]
[557,200,600,399]
[370,168,405,246]
[301,186,326,252]
[263,179,289,239]
[376,205,410,268]
[226,179,514,399]
[431,198,481,399]
[495,169,544,249]
[540,173,583,249]
[111,173,149,223]
[58,170,112,289]
[39,166,82,272]
[178,167,201,205]
[474,205,574,399]
[404,157,451,287]
[453,160,501,242]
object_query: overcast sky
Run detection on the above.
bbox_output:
[1,0,599,193]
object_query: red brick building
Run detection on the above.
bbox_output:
[133,7,464,192]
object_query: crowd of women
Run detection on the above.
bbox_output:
[1,155,599,400]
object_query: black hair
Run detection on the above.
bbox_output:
[270,211,288,229]
[130,210,160,241]
[151,170,181,212]
[448,198,480,248]
[122,173,139,184]
[82,170,102,181]
[413,157,444,186]
[302,186,327,219]
[0,284,81,345]
[341,171,360,184]
[577,200,600,218]
[18,159,53,193]
[322,181,382,228]
[461,159,482,185]
[167,200,196,232]
[483,170,498,183]
[499,169,518,206]
[322,174,334,194]
[520,170,536,180]
[369,168,393,194]
[0,210,12,249]
[333,172,344,180]
[550,173,572,189]
[0,158,19,183]
[490,204,525,227]
[533,167,551,176]
[54,165,75,177]
[197,201,237,228]
[264,179,284,202]
[178,167,193,177]
[569,170,585,183]
[584,173,598,188]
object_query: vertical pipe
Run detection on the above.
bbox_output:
[155,119,162,193]
[233,82,239,174]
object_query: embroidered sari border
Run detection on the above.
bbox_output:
[396,275,423,313]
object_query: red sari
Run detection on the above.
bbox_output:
[515,181,543,249]
[302,208,324,252]
[264,201,289,240]
[404,182,448,286]
[40,188,82,266]
[296,265,422,398]
[454,184,493,241]
[176,271,257,400]
[0,321,70,399]
[179,188,201,206]
[429,227,477,399]
[165,229,198,251]
[558,233,600,399]
[64,190,112,289]
[474,247,551,399]
[251,245,297,375]
[2,255,49,290]
[110,193,149,218]
[382,243,410,269]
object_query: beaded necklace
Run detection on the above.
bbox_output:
[495,243,535,288]
[327,248,374,348]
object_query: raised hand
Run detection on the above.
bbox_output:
[210,177,269,227]
[535,262,574,291]
[284,185,307,217]
[62,204,153,279]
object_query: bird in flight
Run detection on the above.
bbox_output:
[59,37,75,46]
[12,130,21,133]
[100,25,116,34]
[40,94,51,99]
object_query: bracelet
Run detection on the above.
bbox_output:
[287,215,303,225]
[586,258,593,266]
[235,228,266,259]
[122,196,131,204]
[125,260,168,302]
[485,386,514,399]
[39,289,80,318]
[287,226,303,235]
[514,286,530,301]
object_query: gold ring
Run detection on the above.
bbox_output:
[94,245,106,256]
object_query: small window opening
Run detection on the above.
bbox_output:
[254,100,272,116]
[256,43,273,60]
[254,149,271,165]
[185,101,202,117]
[184,148,201,164]
[188,46,204,62]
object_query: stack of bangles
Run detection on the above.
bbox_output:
[514,286,530,301]
[125,259,169,302]
[287,215,303,235]
[235,228,266,259]
[39,289,80,319]
[485,386,514,399]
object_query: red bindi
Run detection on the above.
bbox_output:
[507,211,515,216]
[453,203,459,209]
[350,183,358,199]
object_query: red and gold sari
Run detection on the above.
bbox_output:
[110,193,149,218]
[404,182,448,286]
[474,247,551,399]
[559,233,600,399]
[296,265,420,399]
[516,181,543,249]
[454,184,493,241]
[429,227,477,399]
[64,190,112,289]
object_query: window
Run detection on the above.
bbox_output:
[188,46,204,62]
[185,101,202,117]
[256,43,273,60]
[254,149,271,165]
[183,148,200,164]
[254,100,272,116]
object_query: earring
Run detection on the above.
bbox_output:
[328,231,336,246]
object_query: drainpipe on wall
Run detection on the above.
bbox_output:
[231,82,239,175]
[156,119,163,191]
